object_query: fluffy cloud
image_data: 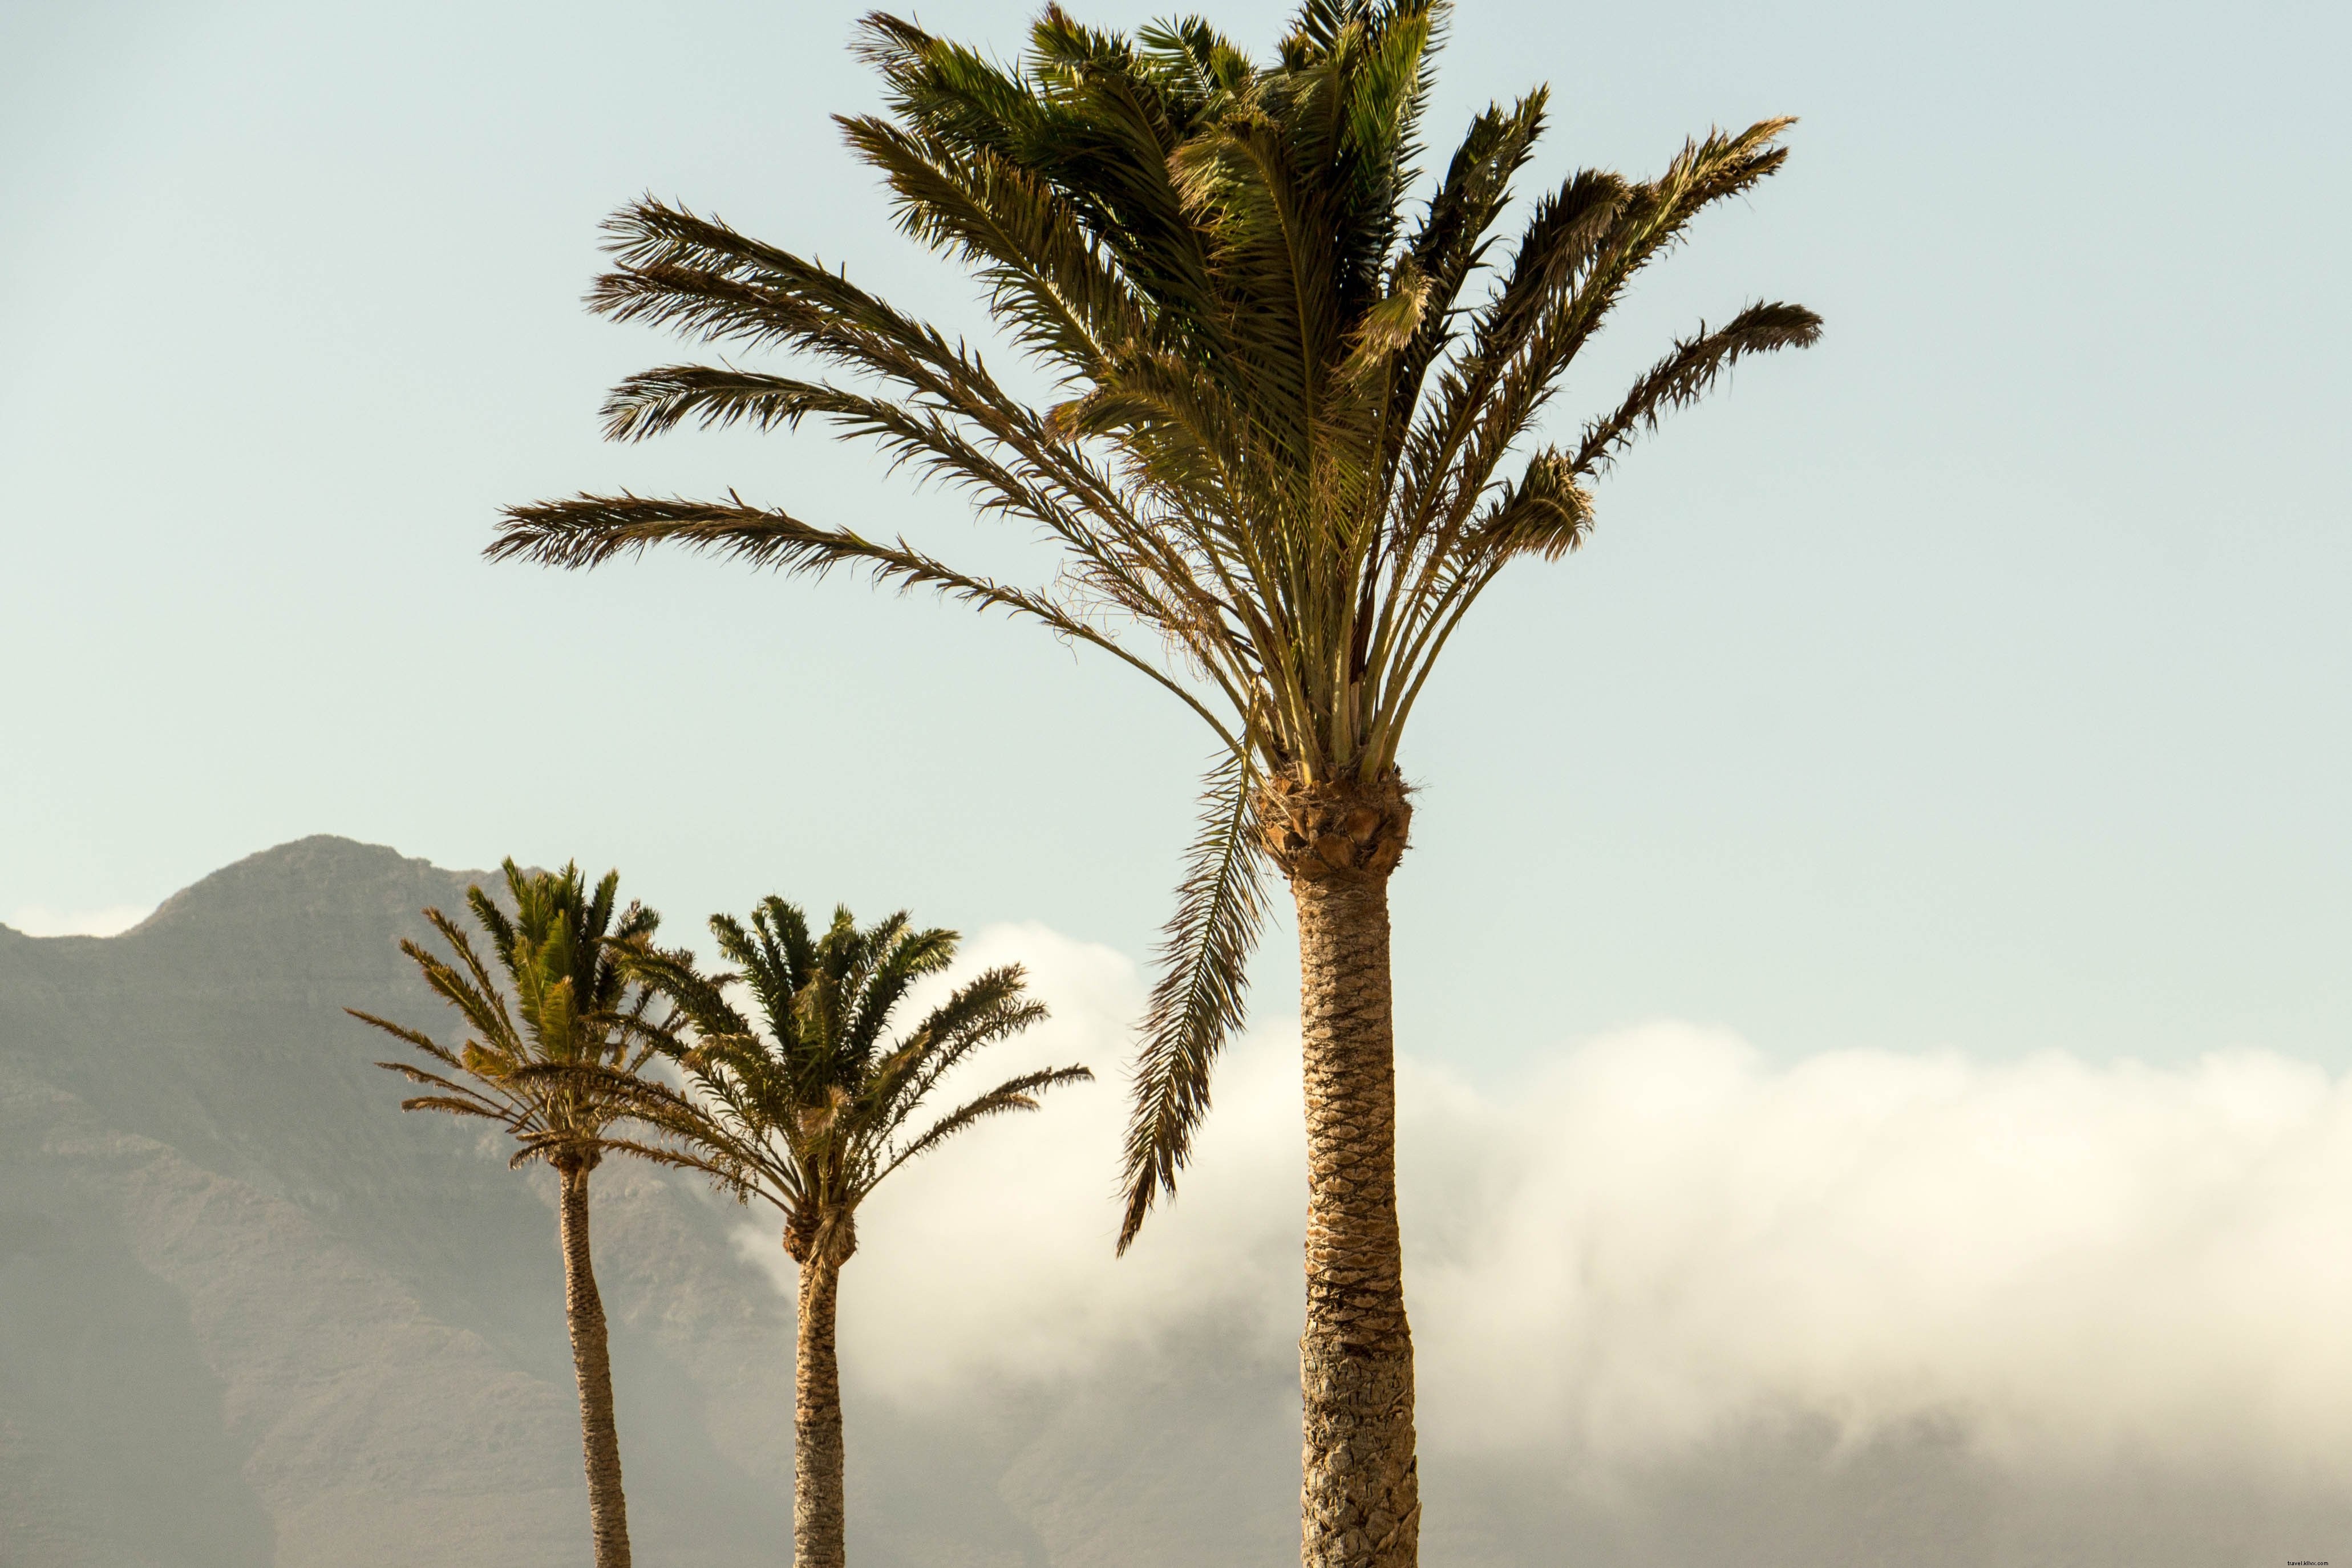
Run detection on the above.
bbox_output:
[1407,1031,2352,1478]
[756,922,2352,1486]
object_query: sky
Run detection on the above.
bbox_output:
[5,0,2351,1077]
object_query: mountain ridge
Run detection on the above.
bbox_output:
[0,837,808,1567]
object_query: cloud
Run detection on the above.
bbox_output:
[751,922,2352,1487]
[1406,1030,2352,1480]
[5,904,153,937]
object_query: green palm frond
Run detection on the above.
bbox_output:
[1118,749,1268,1251]
[862,965,1051,1152]
[495,492,1242,749]
[873,1064,1097,1188]
[351,858,669,1171]
[1574,300,1823,474]
[841,923,957,1077]
[395,1093,514,1122]
[611,900,1083,1263]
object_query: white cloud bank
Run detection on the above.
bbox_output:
[5,903,153,937]
[766,923,2352,1487]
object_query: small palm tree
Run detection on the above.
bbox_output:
[492,5,1817,1561]
[350,860,669,1568]
[597,900,1090,1568]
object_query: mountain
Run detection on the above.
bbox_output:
[0,840,770,1565]
[0,837,1292,1568]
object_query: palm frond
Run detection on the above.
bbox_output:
[1472,448,1593,563]
[871,1064,1095,1190]
[866,965,1051,1144]
[838,113,1147,379]
[359,865,669,1165]
[492,492,1241,750]
[1574,300,1823,475]
[347,1008,463,1067]
[1116,749,1268,1251]
[396,1093,516,1122]
[599,891,1072,1251]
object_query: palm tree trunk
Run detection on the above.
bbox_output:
[1293,869,1418,1568]
[794,1256,848,1568]
[558,1164,633,1568]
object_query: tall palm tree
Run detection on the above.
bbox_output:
[350,860,670,1568]
[581,900,1088,1568]
[493,5,1817,1562]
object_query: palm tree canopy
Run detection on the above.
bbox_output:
[352,859,672,1173]
[609,900,1090,1265]
[493,0,1819,1245]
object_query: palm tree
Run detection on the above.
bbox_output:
[350,860,670,1568]
[582,900,1088,1568]
[492,5,1817,1562]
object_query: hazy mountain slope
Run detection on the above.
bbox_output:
[0,837,1257,1568]
[0,1075,273,1568]
[0,1069,579,1566]
[0,837,562,1367]
[0,840,807,1567]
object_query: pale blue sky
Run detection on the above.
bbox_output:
[4,0,2347,1074]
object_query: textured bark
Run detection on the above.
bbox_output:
[793,1257,848,1568]
[557,1164,633,1568]
[1264,769,1419,1568]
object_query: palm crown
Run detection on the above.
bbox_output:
[493,0,1817,1243]
[610,900,1090,1265]
[353,860,670,1173]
